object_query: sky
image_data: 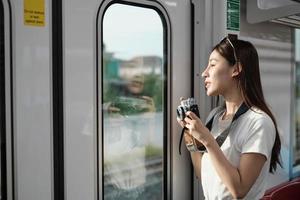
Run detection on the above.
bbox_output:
[103,3,164,60]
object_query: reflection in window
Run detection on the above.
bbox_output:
[102,3,165,200]
[295,29,300,168]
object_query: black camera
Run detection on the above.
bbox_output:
[176,98,200,120]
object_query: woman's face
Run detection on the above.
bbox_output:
[127,75,144,95]
[201,50,235,96]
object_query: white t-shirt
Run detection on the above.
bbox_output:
[201,107,276,200]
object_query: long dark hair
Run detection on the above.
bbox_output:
[213,36,282,173]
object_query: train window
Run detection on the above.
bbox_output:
[295,29,300,171]
[102,3,165,200]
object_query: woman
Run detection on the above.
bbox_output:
[177,37,281,199]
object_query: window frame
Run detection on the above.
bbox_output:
[0,1,6,198]
[96,0,171,199]
[0,0,13,199]
[292,29,300,178]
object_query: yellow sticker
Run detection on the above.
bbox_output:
[24,0,45,27]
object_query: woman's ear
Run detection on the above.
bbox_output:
[232,63,242,77]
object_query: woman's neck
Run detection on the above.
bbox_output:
[223,88,244,116]
[225,100,243,115]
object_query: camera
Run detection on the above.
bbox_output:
[177,97,201,154]
[176,98,200,120]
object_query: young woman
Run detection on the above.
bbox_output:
[177,37,281,199]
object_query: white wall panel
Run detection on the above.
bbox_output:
[12,0,53,199]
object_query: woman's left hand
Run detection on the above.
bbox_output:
[184,111,212,146]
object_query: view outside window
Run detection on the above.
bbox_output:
[102,4,165,200]
[295,29,300,168]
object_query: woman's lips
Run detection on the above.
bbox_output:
[204,81,210,88]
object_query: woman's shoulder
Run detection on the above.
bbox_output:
[235,107,276,161]
[243,106,275,130]
[247,106,271,119]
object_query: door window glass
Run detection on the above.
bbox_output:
[102,3,165,200]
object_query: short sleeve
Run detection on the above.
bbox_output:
[241,115,276,159]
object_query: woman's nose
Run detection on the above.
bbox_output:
[201,67,208,78]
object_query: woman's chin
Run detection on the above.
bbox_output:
[206,91,213,96]
[206,89,217,96]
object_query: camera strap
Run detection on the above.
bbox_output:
[179,102,249,154]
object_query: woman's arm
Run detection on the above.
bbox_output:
[179,121,204,179]
[206,138,266,198]
[183,131,203,179]
[190,151,203,179]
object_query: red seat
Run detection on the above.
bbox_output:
[261,178,300,200]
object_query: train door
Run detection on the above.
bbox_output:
[63,0,192,199]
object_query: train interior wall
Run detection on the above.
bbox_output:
[2,0,298,199]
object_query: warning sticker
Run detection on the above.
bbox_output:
[24,0,45,27]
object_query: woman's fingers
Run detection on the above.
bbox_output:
[184,116,192,124]
[177,117,186,128]
[184,117,195,131]
[184,112,202,133]
[185,123,192,130]
[183,112,199,124]
[186,111,198,120]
